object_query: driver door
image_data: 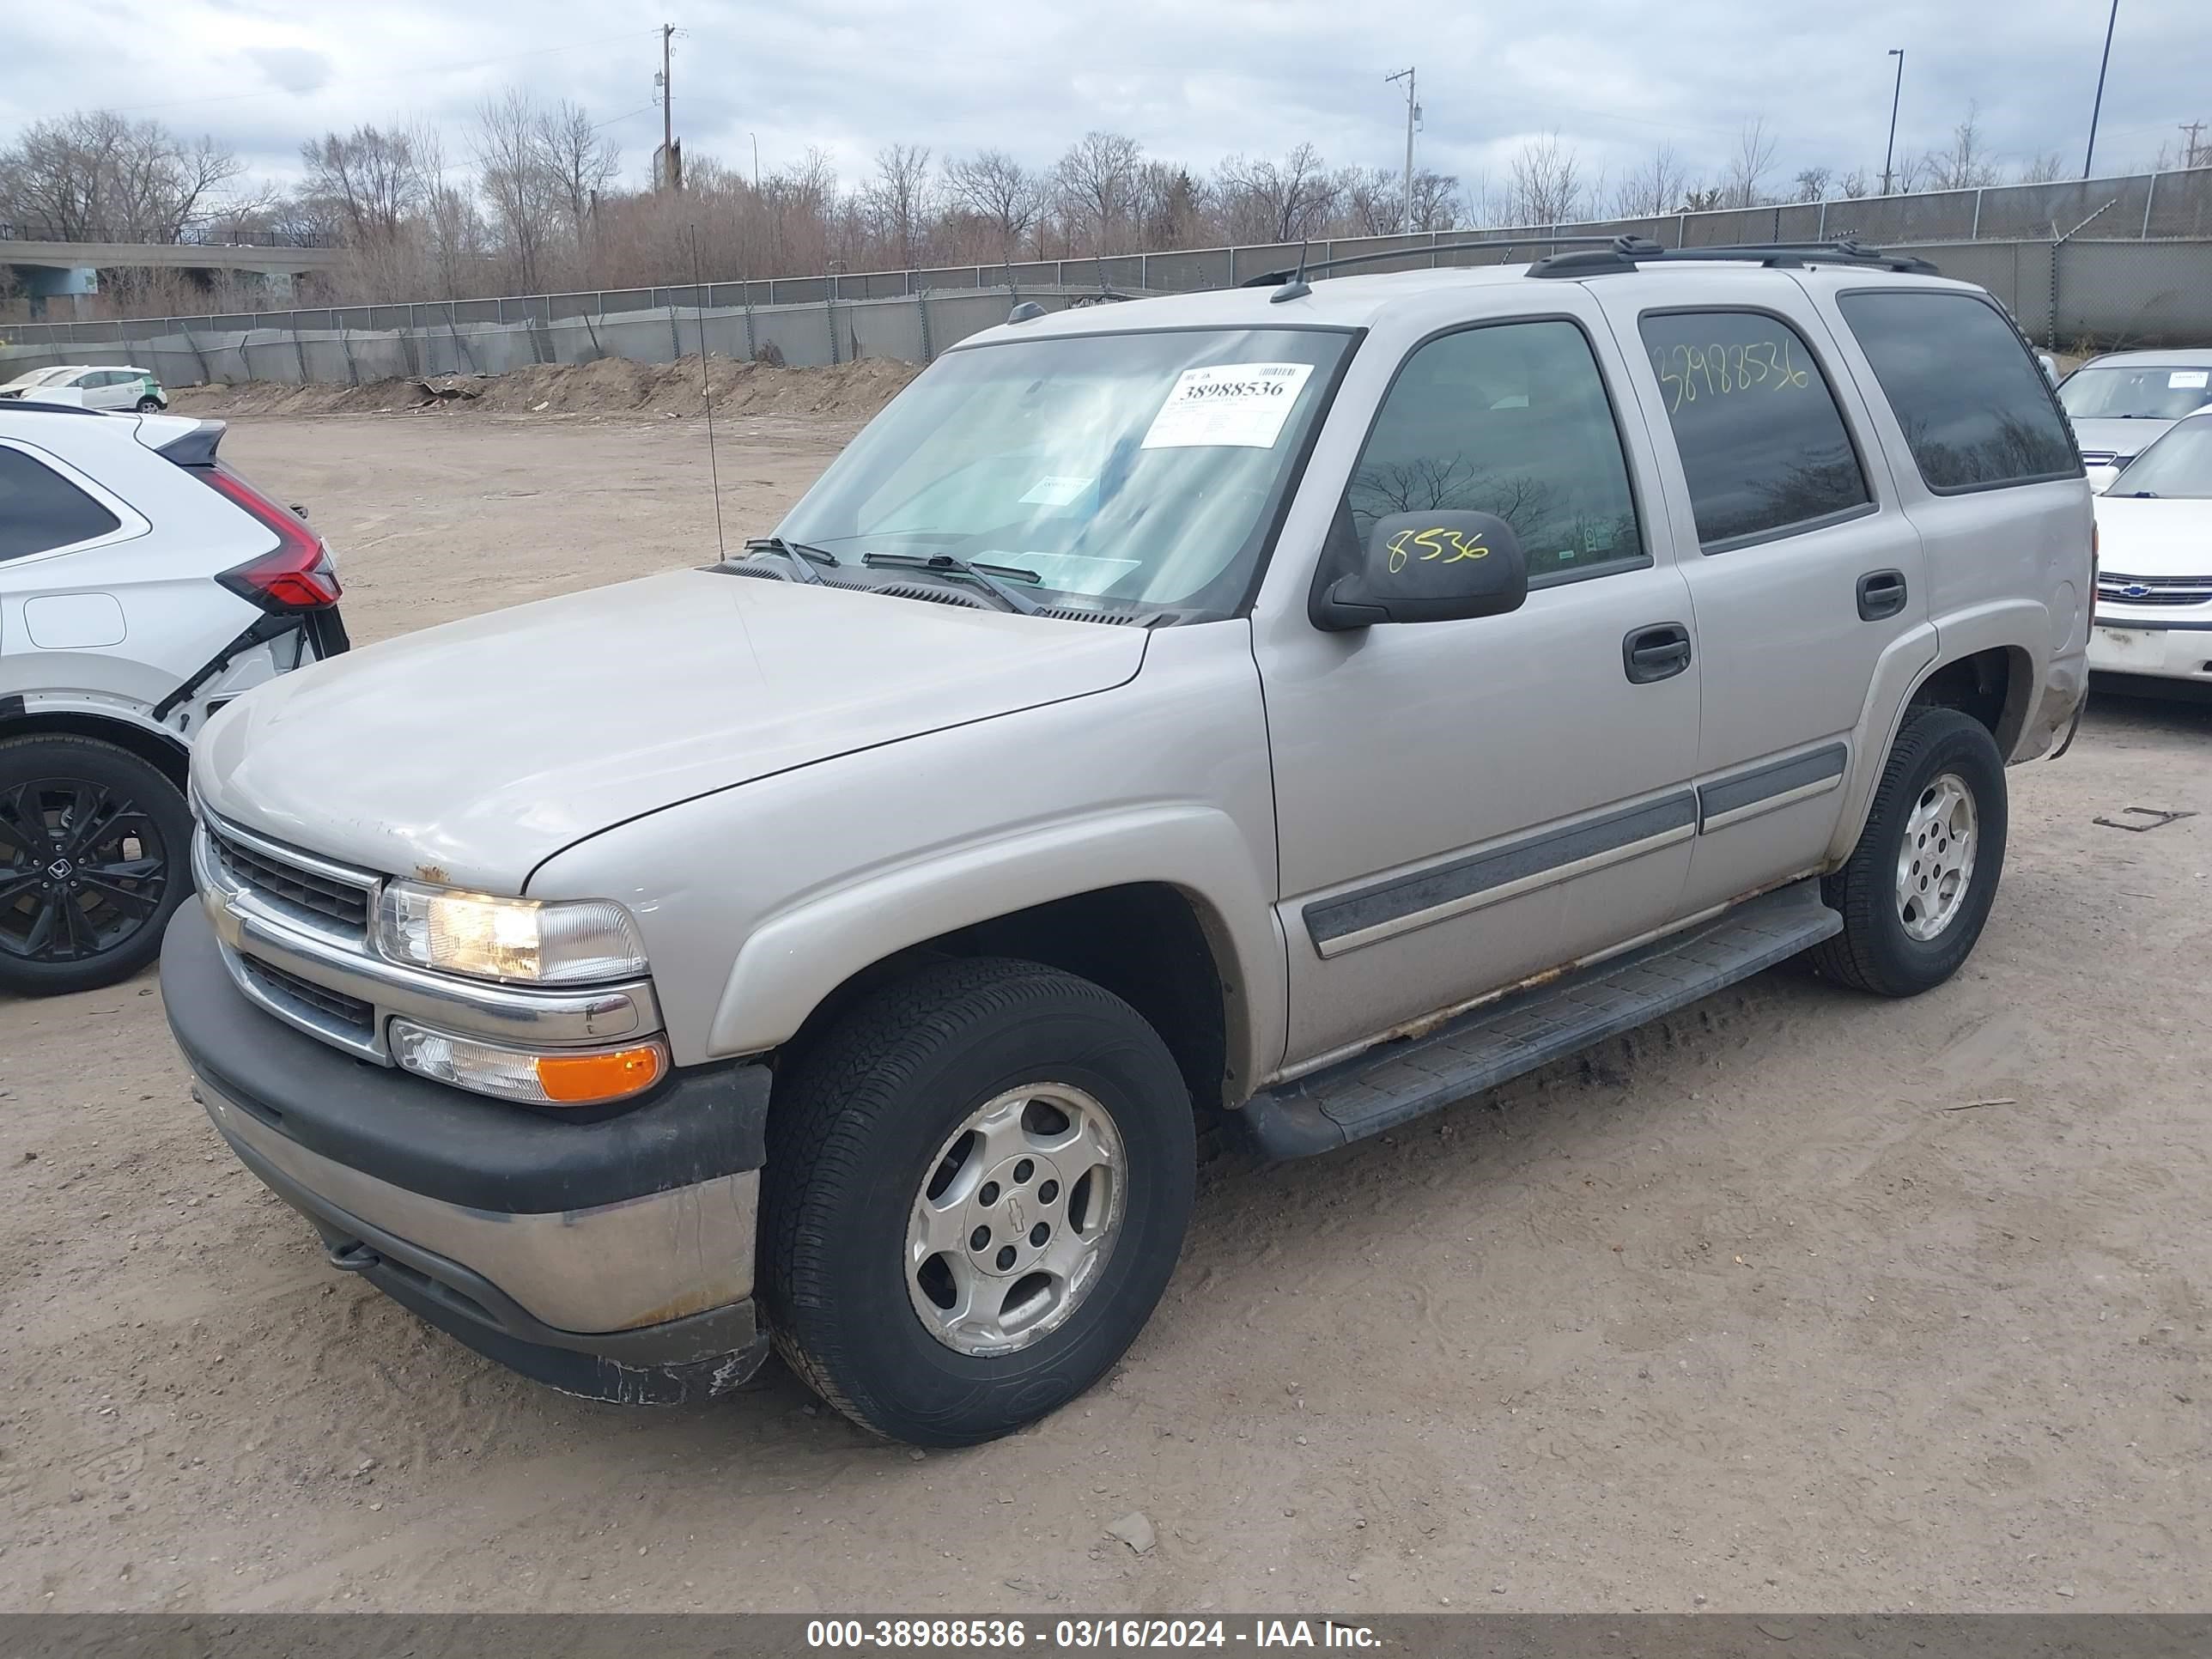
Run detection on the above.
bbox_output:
[1255,308,1704,1067]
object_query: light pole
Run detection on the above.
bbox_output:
[2084,0,2120,179]
[750,131,760,190]
[1881,49,1905,196]
[1386,68,1417,232]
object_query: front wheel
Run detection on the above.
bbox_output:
[0,735,192,997]
[1808,707,2008,997]
[762,957,1196,1445]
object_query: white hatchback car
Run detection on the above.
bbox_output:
[1,403,348,994]
[0,364,170,413]
[2087,409,2212,688]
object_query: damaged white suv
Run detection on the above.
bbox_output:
[162,239,2088,1444]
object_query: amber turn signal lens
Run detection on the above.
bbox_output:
[533,1043,667,1104]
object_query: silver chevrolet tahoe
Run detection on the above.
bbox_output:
[161,240,2092,1445]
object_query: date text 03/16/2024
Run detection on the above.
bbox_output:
[805,1620,1382,1649]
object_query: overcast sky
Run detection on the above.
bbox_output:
[3,0,2202,205]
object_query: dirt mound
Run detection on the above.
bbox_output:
[169,355,919,424]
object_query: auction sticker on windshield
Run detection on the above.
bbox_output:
[1141,362,1315,450]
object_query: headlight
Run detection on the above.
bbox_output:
[374,882,649,984]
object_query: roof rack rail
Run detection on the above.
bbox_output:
[1237,235,1627,289]
[1528,235,1940,278]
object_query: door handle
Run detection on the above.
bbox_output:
[1623,623,1692,684]
[1857,568,1908,621]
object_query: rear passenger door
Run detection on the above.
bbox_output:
[1594,280,1934,913]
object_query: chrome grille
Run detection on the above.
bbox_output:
[208,822,374,934]
[239,955,375,1036]
[2098,573,2212,608]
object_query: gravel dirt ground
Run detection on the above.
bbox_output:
[3,409,2209,1616]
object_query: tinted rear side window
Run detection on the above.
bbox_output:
[0,446,123,562]
[1638,309,1872,550]
[1837,289,2080,492]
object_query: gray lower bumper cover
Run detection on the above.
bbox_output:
[162,904,773,1404]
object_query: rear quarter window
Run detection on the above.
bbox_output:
[1836,289,2081,493]
[0,445,124,562]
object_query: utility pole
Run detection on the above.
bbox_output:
[2183,120,2208,170]
[2084,0,2119,179]
[658,22,682,191]
[1386,68,1417,231]
[1881,49,1905,196]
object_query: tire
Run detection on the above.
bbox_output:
[135,397,164,414]
[1807,707,2008,998]
[762,956,1196,1446]
[0,735,193,997]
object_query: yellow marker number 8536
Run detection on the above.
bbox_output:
[1388,526,1492,573]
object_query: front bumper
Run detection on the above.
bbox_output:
[162,904,775,1403]
[2087,617,2212,684]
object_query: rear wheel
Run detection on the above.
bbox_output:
[0,736,191,997]
[762,957,1195,1446]
[1808,708,2007,997]
[135,396,164,413]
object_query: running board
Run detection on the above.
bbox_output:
[1241,878,1841,1159]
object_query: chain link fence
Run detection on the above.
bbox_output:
[3,169,2208,388]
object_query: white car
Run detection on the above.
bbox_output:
[0,363,170,413]
[2057,348,2212,490]
[2087,409,2212,689]
[1,402,348,994]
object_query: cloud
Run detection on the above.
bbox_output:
[0,0,2199,201]
[242,46,334,96]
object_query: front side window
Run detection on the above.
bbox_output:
[1639,309,1872,550]
[2058,364,2212,423]
[0,447,123,562]
[1343,319,1644,583]
[774,326,1351,618]
[1838,289,2081,492]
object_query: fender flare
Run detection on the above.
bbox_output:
[705,802,1286,1089]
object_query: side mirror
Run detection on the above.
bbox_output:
[2038,351,2060,386]
[1311,510,1529,631]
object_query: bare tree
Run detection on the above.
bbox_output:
[1925,101,1999,191]
[864,143,934,267]
[1792,166,1833,203]
[1054,131,1143,252]
[474,89,557,290]
[2015,150,2068,184]
[0,112,249,241]
[536,100,621,240]
[1504,134,1585,225]
[1722,118,1778,209]
[1613,145,1687,217]
[1215,143,1337,242]
[1839,169,1871,199]
[942,149,1044,259]
[1409,168,1460,232]
[299,125,421,245]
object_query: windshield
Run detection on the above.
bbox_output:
[771,326,1352,618]
[2058,364,2212,421]
[2107,418,2212,498]
[3,368,72,388]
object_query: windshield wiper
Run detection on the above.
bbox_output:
[860,550,1042,614]
[744,536,838,584]
[2124,489,2160,497]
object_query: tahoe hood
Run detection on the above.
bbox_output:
[195,569,1147,890]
